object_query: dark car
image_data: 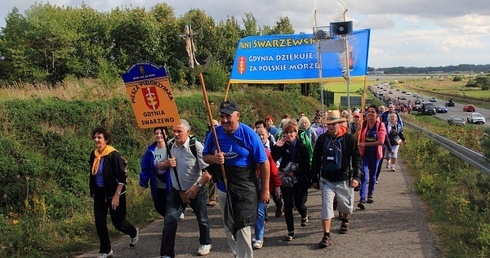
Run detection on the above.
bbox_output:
[447,115,465,125]
[436,105,448,113]
[419,102,436,115]
[445,99,455,107]
[463,104,476,112]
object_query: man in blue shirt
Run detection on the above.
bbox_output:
[203,101,270,258]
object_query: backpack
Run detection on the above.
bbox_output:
[298,129,313,165]
[321,136,343,176]
[361,120,382,142]
[168,135,198,159]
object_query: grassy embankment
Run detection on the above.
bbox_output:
[0,80,321,257]
[0,78,489,257]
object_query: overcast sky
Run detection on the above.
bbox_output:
[1,0,489,68]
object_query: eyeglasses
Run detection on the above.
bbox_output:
[93,136,104,139]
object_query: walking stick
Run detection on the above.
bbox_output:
[180,24,227,189]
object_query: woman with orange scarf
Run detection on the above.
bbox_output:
[89,127,139,258]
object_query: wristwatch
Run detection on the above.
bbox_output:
[196,182,203,188]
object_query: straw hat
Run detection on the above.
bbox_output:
[324,110,347,124]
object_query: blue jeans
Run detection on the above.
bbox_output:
[160,187,211,257]
[254,202,267,241]
[360,156,380,201]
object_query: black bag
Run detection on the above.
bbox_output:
[321,137,343,178]
[280,162,298,188]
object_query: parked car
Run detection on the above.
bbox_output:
[406,92,412,95]
[447,115,465,125]
[400,96,407,100]
[463,104,476,112]
[467,112,486,124]
[436,105,448,113]
[419,102,436,115]
[414,98,424,105]
[429,97,437,102]
[445,99,455,107]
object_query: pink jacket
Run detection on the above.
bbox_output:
[358,120,386,160]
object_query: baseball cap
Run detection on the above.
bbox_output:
[219,101,239,114]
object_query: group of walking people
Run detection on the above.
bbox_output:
[87,100,406,258]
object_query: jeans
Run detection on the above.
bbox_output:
[254,202,267,241]
[360,157,380,201]
[160,187,211,257]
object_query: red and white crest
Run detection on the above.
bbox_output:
[142,86,159,110]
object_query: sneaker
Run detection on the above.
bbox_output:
[319,235,331,248]
[180,212,185,220]
[367,196,374,204]
[197,244,212,256]
[129,228,139,247]
[98,250,113,258]
[357,200,366,210]
[391,166,396,172]
[253,239,263,249]
[284,232,295,241]
[161,256,172,258]
[339,220,349,234]
[301,212,309,227]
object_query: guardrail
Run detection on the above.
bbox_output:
[405,121,490,176]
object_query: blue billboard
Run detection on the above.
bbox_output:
[229,29,370,84]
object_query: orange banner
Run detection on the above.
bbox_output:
[124,76,180,128]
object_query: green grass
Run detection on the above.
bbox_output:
[0,77,489,257]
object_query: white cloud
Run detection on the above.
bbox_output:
[1,0,489,68]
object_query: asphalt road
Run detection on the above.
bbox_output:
[76,158,443,258]
[377,86,489,128]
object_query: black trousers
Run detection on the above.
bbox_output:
[281,184,308,233]
[94,186,137,253]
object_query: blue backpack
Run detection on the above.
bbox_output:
[321,136,343,175]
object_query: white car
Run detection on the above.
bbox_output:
[467,112,486,124]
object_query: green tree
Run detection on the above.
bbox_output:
[214,16,241,67]
[0,7,29,82]
[242,12,261,37]
[109,7,166,72]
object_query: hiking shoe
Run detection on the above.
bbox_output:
[367,196,374,204]
[301,212,308,227]
[98,250,113,258]
[318,235,331,248]
[275,206,283,217]
[129,228,139,247]
[253,239,263,249]
[339,220,349,234]
[197,244,212,256]
[284,232,295,241]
